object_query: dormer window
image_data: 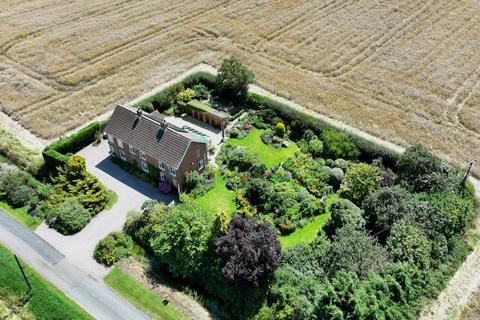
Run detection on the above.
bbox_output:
[129,145,136,155]
[140,151,146,160]
[169,167,177,177]
[158,161,165,171]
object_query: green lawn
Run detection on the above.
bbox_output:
[195,174,236,218]
[104,268,189,320]
[0,201,41,230]
[280,195,337,250]
[227,128,299,168]
[0,243,92,320]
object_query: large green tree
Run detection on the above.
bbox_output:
[150,199,213,278]
[216,56,254,103]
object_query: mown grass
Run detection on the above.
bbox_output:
[0,243,92,320]
[195,174,236,218]
[104,267,189,320]
[227,128,299,168]
[0,201,41,230]
[280,195,337,250]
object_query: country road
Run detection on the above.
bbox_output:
[0,210,150,320]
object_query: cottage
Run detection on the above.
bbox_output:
[105,105,208,193]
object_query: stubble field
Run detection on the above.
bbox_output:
[0,0,479,175]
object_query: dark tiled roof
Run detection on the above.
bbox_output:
[105,105,192,169]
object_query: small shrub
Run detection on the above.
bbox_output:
[339,162,380,205]
[307,138,323,157]
[44,198,91,235]
[9,185,37,208]
[275,122,285,137]
[177,88,196,102]
[329,167,344,190]
[94,232,133,266]
[192,83,209,100]
[184,171,202,193]
[229,128,240,138]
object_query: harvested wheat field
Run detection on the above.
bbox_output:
[0,0,479,174]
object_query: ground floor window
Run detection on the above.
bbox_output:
[199,158,205,170]
[142,161,149,173]
[160,172,166,181]
[119,149,127,161]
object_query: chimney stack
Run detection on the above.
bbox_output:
[136,108,143,117]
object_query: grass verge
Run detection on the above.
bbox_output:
[104,267,189,320]
[227,128,299,168]
[280,195,336,250]
[195,174,236,218]
[0,201,41,230]
[0,243,92,320]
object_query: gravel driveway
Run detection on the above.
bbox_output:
[35,140,176,279]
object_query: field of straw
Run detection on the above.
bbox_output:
[0,0,479,175]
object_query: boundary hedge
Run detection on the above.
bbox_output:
[247,93,401,167]
[42,121,101,171]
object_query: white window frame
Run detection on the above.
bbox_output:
[199,158,205,170]
[129,145,136,155]
[169,167,177,177]
[160,172,166,182]
[108,134,114,143]
[158,161,165,171]
[140,150,146,160]
[119,149,127,161]
[142,161,149,173]
[117,139,123,148]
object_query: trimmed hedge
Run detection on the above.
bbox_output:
[42,121,100,171]
[247,93,401,167]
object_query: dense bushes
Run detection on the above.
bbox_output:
[0,164,51,210]
[339,162,380,205]
[136,71,217,113]
[397,144,458,192]
[321,130,359,160]
[42,121,101,171]
[42,198,91,235]
[0,125,43,175]
[324,198,365,237]
[94,232,133,266]
[50,155,108,215]
[283,152,331,197]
